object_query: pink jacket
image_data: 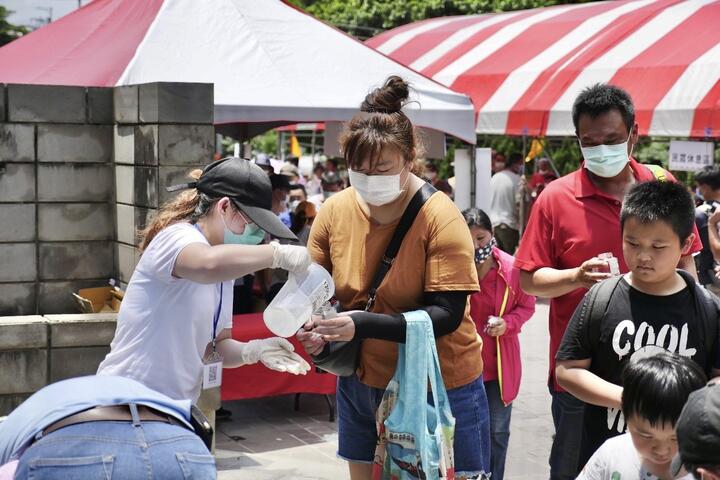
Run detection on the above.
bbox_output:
[472,247,535,405]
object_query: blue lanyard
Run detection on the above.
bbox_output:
[192,223,223,351]
[212,283,223,351]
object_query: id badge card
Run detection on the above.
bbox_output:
[202,351,223,390]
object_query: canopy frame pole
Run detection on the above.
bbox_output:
[541,139,562,178]
[470,143,476,207]
[311,129,317,158]
[276,130,282,158]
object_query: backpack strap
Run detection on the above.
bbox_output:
[677,269,718,358]
[644,164,668,181]
[584,276,624,351]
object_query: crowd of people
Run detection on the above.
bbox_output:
[488,152,558,257]
[0,76,718,480]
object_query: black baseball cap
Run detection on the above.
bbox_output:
[671,381,720,476]
[167,157,297,241]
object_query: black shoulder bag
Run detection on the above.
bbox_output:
[311,183,437,376]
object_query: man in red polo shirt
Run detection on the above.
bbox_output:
[515,83,701,480]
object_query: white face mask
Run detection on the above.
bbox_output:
[579,131,633,178]
[348,167,407,206]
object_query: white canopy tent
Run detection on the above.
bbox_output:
[0,0,476,143]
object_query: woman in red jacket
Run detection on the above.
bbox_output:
[463,208,536,480]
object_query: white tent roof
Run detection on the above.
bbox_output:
[0,0,476,142]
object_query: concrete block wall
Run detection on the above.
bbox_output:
[0,313,117,415]
[0,84,116,316]
[0,81,215,314]
[114,83,214,283]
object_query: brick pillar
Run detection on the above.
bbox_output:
[114,82,214,284]
[0,84,116,315]
[0,107,37,315]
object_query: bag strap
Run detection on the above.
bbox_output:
[585,275,624,351]
[496,284,510,405]
[677,269,717,356]
[365,182,437,311]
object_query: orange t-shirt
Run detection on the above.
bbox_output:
[308,187,483,389]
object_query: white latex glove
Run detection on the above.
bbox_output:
[242,337,311,375]
[270,242,312,273]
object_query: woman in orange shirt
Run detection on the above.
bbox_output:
[297,76,491,480]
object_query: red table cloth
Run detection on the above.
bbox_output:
[221,313,337,400]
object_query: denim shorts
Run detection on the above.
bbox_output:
[337,374,491,477]
[15,420,215,479]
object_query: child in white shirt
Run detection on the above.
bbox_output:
[578,351,706,480]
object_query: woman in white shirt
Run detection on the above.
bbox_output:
[98,157,311,403]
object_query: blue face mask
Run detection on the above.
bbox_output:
[579,131,632,178]
[223,213,265,245]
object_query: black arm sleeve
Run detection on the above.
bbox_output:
[350,291,471,343]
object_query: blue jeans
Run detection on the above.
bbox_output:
[16,421,215,479]
[337,374,491,478]
[484,381,512,480]
[549,390,585,480]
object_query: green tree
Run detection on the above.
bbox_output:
[288,0,589,39]
[0,7,28,47]
[251,130,279,155]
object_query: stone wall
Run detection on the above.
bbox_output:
[0,81,215,314]
[0,313,117,415]
[0,82,216,414]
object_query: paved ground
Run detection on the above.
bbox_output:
[216,300,552,479]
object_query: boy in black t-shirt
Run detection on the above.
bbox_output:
[555,180,720,468]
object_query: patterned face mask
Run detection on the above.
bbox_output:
[475,237,497,264]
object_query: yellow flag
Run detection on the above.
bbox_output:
[525,138,544,163]
[290,135,302,157]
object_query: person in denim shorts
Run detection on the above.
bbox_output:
[297,76,491,480]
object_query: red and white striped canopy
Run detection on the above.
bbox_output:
[367,0,720,138]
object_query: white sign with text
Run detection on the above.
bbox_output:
[669,140,714,171]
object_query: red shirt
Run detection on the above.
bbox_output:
[472,266,499,381]
[529,171,557,189]
[515,159,703,391]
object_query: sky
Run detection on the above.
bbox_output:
[2,0,84,28]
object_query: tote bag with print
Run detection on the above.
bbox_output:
[372,310,455,480]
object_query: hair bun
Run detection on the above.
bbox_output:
[361,76,409,114]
